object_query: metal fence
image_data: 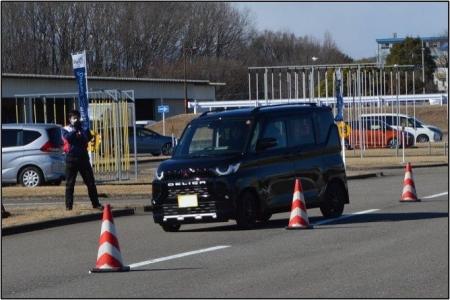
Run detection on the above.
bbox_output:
[13,90,137,182]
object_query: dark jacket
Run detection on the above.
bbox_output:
[62,125,92,160]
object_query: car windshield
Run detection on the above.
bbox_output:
[173,118,253,158]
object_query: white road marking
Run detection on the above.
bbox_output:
[422,192,448,199]
[313,209,381,226]
[128,245,231,269]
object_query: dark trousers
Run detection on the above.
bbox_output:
[65,156,99,208]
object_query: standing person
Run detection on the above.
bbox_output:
[62,110,103,211]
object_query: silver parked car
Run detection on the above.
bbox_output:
[2,123,65,187]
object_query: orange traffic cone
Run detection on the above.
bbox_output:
[90,204,130,273]
[286,179,313,229]
[400,162,420,202]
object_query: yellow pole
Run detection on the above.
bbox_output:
[15,97,19,123]
[23,98,27,123]
[63,98,67,126]
[33,98,37,123]
[53,97,57,124]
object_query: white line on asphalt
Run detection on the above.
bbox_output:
[422,192,448,199]
[313,209,381,226]
[128,245,231,269]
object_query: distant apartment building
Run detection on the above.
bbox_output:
[376,34,448,92]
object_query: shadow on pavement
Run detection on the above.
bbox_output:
[129,267,202,272]
[179,212,448,232]
[322,212,448,225]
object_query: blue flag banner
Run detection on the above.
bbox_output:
[334,68,344,122]
[71,51,90,130]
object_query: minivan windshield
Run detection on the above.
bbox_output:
[173,118,253,158]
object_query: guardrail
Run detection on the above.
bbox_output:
[188,93,448,113]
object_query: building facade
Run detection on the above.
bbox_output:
[376,35,448,66]
[1,73,224,124]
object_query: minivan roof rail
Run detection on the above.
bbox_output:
[252,102,317,113]
[199,108,226,117]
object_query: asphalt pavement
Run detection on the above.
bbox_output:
[1,166,448,298]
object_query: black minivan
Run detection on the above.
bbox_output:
[152,103,349,231]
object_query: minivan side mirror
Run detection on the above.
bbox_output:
[256,137,278,152]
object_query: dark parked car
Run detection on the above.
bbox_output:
[128,127,173,156]
[152,103,349,231]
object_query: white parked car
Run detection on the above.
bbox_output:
[360,113,443,143]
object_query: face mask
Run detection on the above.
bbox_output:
[70,117,79,126]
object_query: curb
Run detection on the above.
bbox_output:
[346,163,448,171]
[2,208,135,236]
[347,172,383,179]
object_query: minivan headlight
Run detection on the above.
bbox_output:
[214,163,241,176]
[155,169,164,180]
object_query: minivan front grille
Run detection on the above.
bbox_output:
[167,182,210,199]
[164,168,216,180]
[163,201,217,216]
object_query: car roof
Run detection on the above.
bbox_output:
[361,113,409,118]
[2,123,61,129]
[196,103,330,120]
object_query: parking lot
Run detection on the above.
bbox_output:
[2,166,448,298]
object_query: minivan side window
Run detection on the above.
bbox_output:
[384,116,393,125]
[23,130,42,145]
[314,111,334,144]
[2,129,22,147]
[261,119,287,150]
[287,115,315,147]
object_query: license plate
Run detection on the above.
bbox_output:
[177,194,198,208]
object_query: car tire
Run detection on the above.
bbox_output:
[236,192,257,229]
[161,223,181,232]
[416,134,429,143]
[19,166,43,188]
[320,182,345,219]
[161,143,172,156]
[387,138,398,149]
[257,211,272,223]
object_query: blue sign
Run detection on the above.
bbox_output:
[72,51,90,130]
[158,105,169,114]
[334,69,344,122]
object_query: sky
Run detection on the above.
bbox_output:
[233,2,448,60]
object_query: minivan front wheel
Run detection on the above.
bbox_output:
[320,182,345,218]
[161,143,172,156]
[416,134,429,143]
[161,223,181,232]
[236,192,257,229]
[19,166,43,187]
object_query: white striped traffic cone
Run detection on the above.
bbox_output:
[400,162,420,202]
[90,204,130,273]
[286,179,313,229]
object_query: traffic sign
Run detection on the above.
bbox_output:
[337,122,351,139]
[158,105,169,114]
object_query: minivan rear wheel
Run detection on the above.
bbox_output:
[19,166,43,188]
[320,182,345,219]
[236,192,257,229]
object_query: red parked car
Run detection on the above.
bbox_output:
[346,119,414,149]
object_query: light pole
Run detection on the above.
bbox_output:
[421,39,425,94]
[307,56,319,101]
[183,46,197,114]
